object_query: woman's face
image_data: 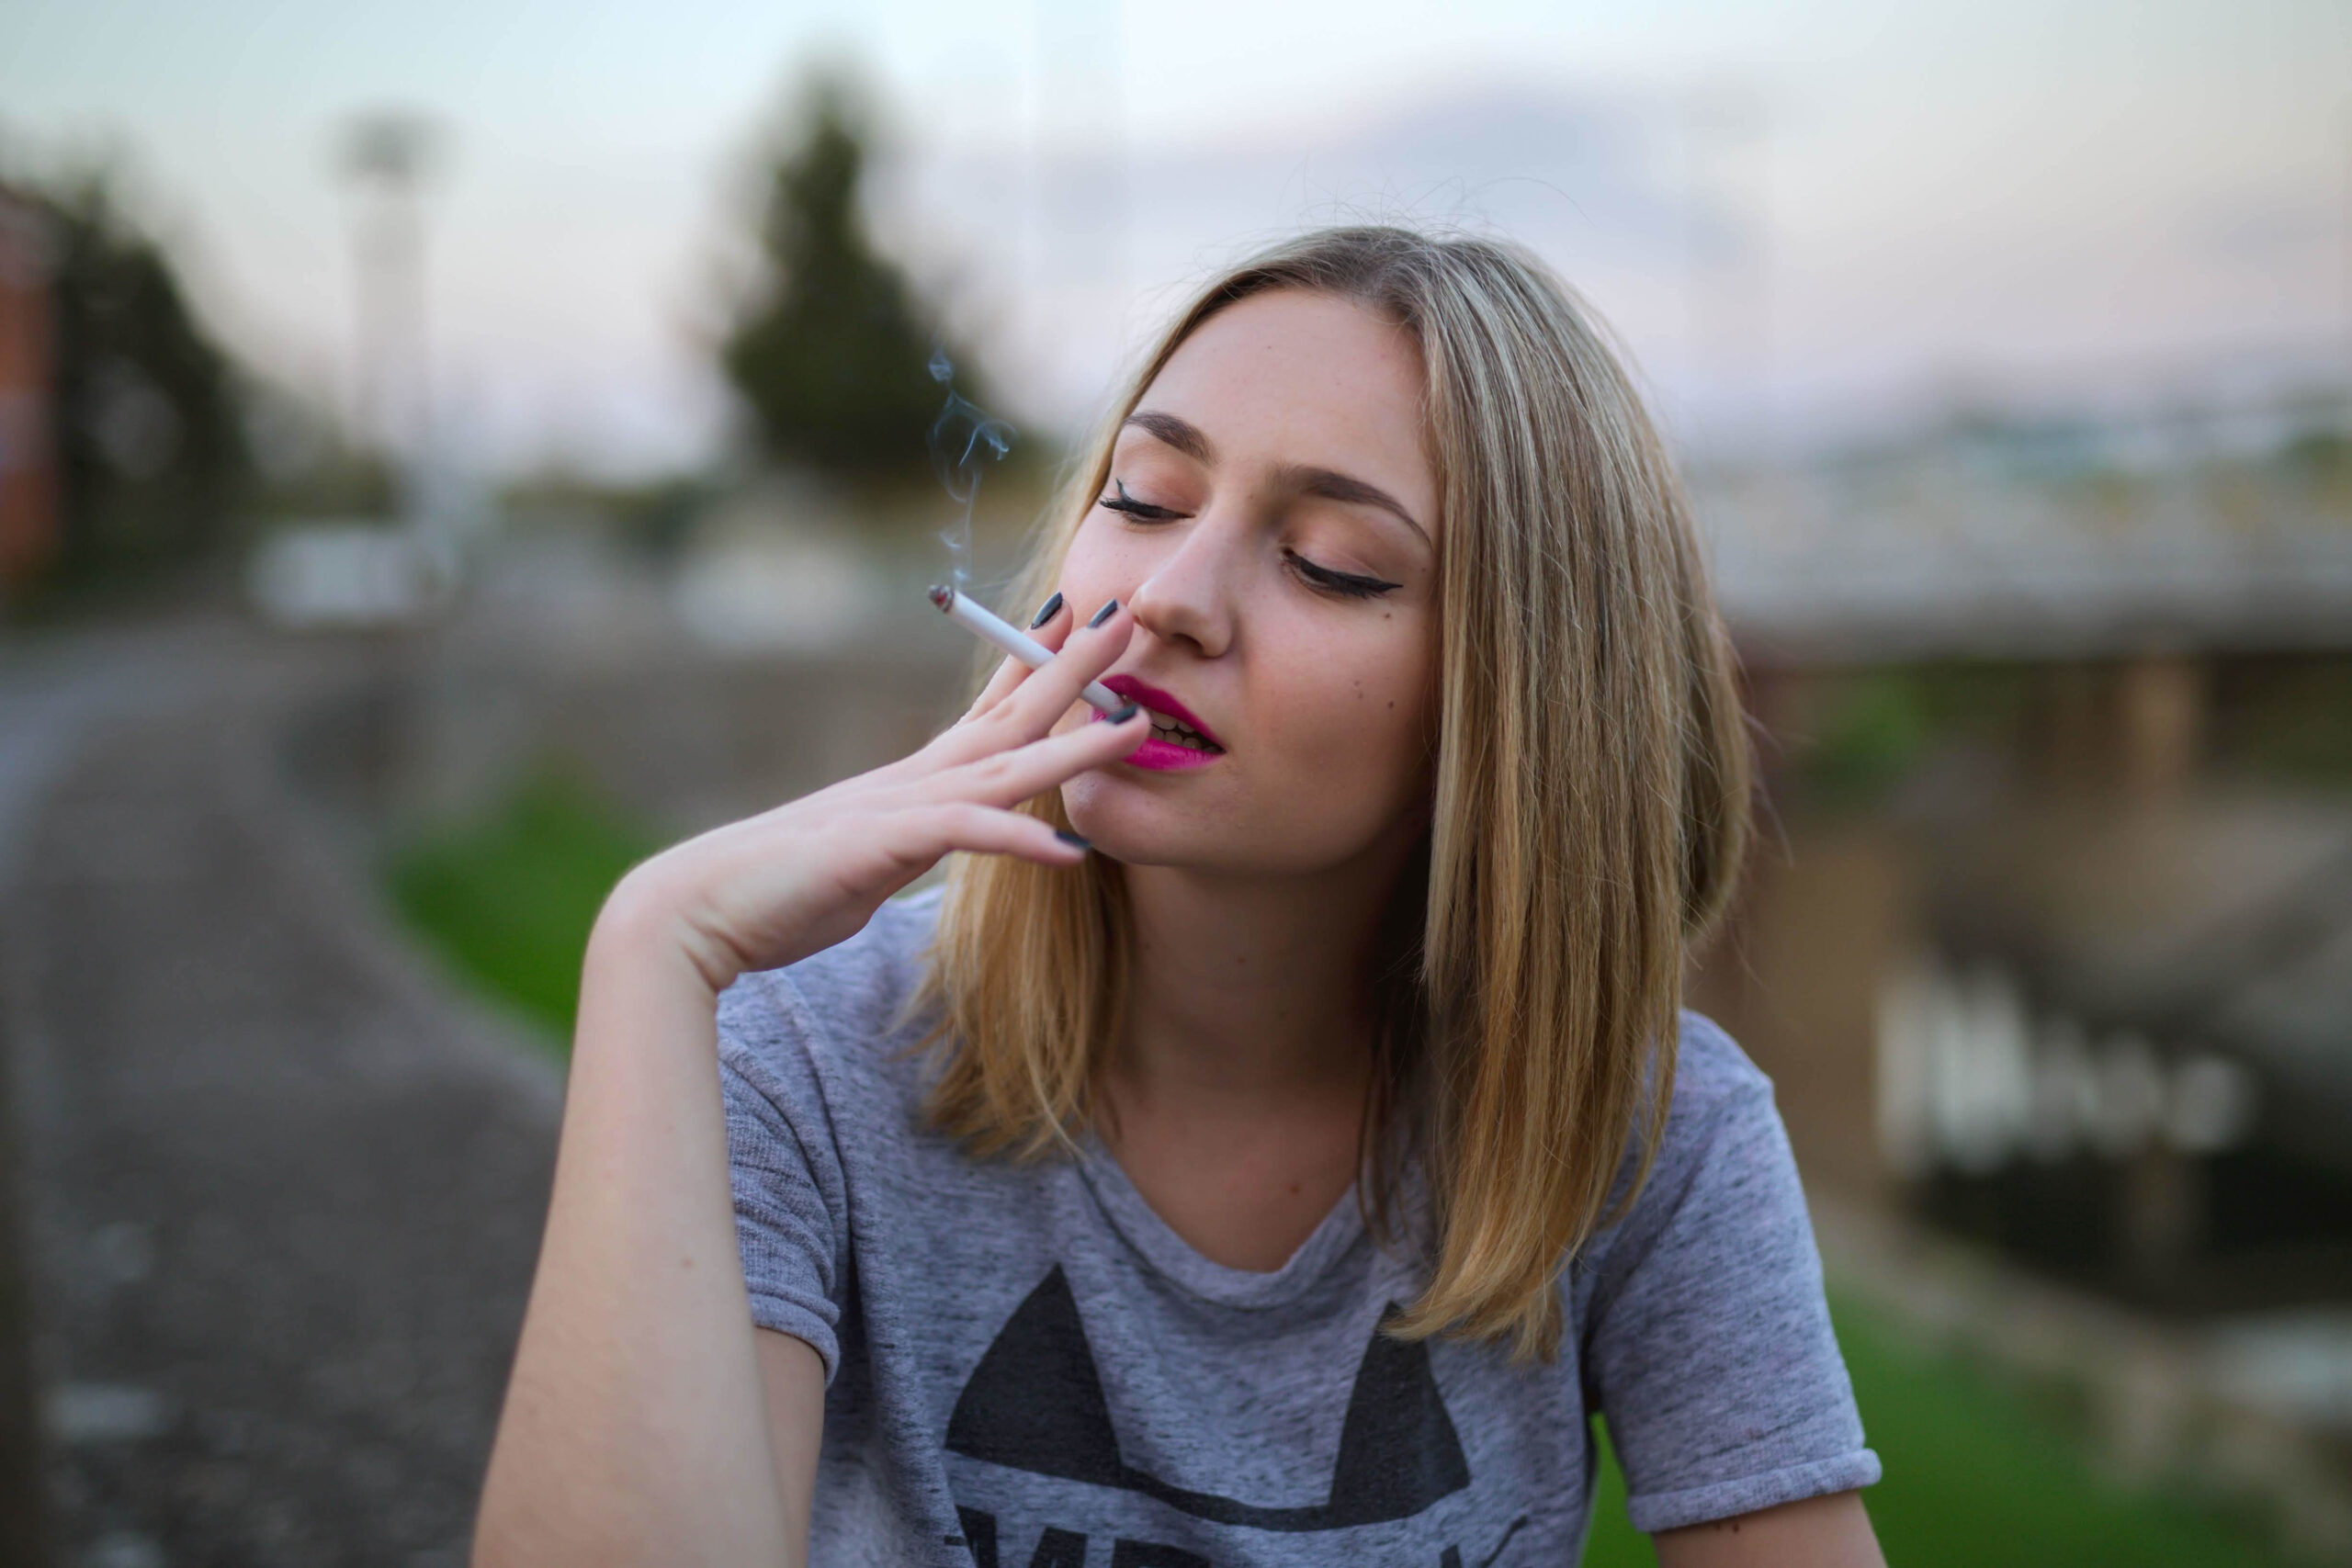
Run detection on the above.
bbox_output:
[1057,288,1441,876]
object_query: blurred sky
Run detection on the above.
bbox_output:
[2,0,2347,479]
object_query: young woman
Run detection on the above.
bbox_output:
[476,227,1885,1567]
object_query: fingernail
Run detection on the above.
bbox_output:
[1087,598,1120,628]
[1107,701,1140,724]
[1028,592,1064,629]
[1055,829,1091,851]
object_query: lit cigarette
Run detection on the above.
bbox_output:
[929,584,1124,713]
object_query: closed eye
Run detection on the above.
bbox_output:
[1285,550,1402,600]
[1100,479,1402,600]
[1098,479,1184,523]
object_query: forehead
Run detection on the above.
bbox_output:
[1135,289,1433,511]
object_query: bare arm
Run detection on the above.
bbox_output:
[756,1331,828,1550]
[473,909,798,1566]
[1654,1491,1884,1568]
[471,603,1147,1567]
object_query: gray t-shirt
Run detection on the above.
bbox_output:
[719,888,1878,1568]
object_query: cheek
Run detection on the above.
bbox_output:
[1254,635,1433,801]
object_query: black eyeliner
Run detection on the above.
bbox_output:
[1096,488,1400,600]
[1288,552,1402,599]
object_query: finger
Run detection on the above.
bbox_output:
[930,702,1151,807]
[887,799,1093,870]
[992,598,1134,739]
[960,592,1072,722]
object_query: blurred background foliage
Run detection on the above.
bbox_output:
[3,156,401,617]
[383,763,659,1041]
[19,166,250,598]
[719,73,979,492]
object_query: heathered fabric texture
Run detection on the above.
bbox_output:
[719,889,1879,1567]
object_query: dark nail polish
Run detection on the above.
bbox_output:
[1087,598,1120,628]
[1107,701,1140,724]
[1054,829,1091,851]
[1028,592,1064,629]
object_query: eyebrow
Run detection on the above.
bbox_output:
[1123,409,1216,464]
[1120,409,1431,549]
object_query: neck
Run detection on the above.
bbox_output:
[1111,840,1415,1119]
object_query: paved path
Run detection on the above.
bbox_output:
[0,615,562,1568]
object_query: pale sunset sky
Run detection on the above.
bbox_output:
[3,0,2346,474]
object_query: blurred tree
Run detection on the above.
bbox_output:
[721,76,965,482]
[35,168,250,590]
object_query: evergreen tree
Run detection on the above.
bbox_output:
[721,78,957,481]
[37,170,249,587]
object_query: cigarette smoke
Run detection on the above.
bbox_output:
[927,348,1012,589]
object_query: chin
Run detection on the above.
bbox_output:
[1059,773,1382,876]
[1058,772,1211,867]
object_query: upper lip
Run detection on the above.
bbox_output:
[1101,674,1225,750]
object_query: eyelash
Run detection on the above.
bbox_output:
[1096,481,1404,601]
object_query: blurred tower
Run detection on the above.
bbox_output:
[2342,111,2352,383]
[338,112,439,512]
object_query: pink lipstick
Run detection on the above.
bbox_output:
[1093,673,1226,772]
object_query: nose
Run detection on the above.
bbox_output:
[1127,508,1243,659]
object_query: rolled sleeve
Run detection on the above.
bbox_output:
[1583,1025,1881,1533]
[718,974,851,1382]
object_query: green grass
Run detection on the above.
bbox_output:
[383,776,2303,1566]
[382,768,661,1045]
[1580,1292,2299,1567]
[1583,1423,1648,1563]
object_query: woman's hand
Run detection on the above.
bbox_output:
[605,596,1147,997]
[475,597,1143,1568]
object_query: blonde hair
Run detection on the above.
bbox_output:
[917,226,1751,1359]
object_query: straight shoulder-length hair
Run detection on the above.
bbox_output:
[916,225,1752,1359]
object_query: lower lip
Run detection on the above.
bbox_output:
[1097,715,1225,772]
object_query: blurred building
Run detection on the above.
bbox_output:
[0,186,57,591]
[1690,406,2352,1313]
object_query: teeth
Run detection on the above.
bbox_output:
[1147,710,1219,751]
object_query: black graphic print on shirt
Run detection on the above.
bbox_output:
[946,1266,1471,1531]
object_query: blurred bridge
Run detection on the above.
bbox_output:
[1690,415,2352,1310]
